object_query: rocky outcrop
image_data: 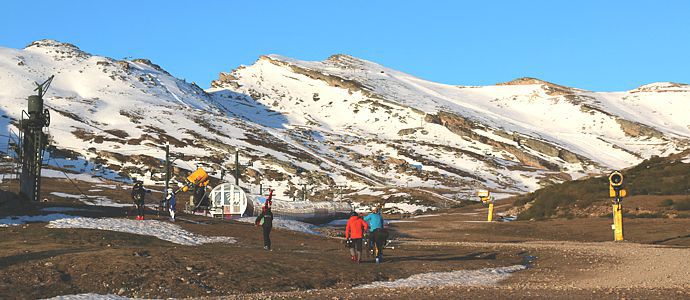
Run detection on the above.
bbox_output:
[261,55,380,98]
[497,77,577,96]
[616,119,664,139]
[132,59,171,76]
[516,136,583,164]
[425,111,561,170]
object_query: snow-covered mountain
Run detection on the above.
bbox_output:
[1,40,688,210]
[209,54,690,196]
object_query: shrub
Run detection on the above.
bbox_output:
[672,199,690,211]
[660,199,674,207]
[633,212,665,218]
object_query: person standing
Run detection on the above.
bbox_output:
[166,189,177,222]
[131,181,146,220]
[345,211,368,263]
[255,206,274,250]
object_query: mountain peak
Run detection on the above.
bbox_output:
[25,39,84,53]
[632,82,689,93]
[497,77,555,86]
[24,39,89,60]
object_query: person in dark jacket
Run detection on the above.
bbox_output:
[345,211,369,263]
[131,181,146,220]
[255,205,274,250]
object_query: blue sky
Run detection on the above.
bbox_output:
[1,1,689,91]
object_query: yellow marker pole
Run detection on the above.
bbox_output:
[613,202,624,241]
[487,202,494,222]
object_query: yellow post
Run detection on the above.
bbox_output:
[487,202,494,222]
[613,203,624,241]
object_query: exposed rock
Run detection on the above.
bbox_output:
[397,128,418,136]
[132,59,170,75]
[616,119,664,139]
[116,61,130,71]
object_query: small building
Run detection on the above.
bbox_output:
[208,182,351,222]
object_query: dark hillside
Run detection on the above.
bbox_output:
[513,152,690,220]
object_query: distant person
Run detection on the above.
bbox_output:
[364,206,388,263]
[131,181,146,220]
[345,211,368,263]
[255,205,274,250]
[166,189,176,222]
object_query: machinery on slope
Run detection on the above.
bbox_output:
[174,168,211,212]
[173,167,351,222]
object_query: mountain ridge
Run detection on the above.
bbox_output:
[1,39,688,212]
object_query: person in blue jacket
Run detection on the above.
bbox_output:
[166,189,176,222]
[363,206,388,263]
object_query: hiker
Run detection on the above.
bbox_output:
[364,206,388,263]
[131,181,146,220]
[255,205,274,250]
[166,189,176,221]
[345,211,368,263]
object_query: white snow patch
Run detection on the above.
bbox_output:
[50,192,83,199]
[0,214,78,227]
[237,217,320,235]
[41,169,104,183]
[383,202,436,214]
[47,217,236,245]
[356,264,527,289]
[50,192,131,207]
[411,213,443,219]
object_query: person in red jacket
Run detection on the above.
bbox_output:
[345,211,368,263]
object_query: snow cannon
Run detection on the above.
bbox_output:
[608,171,626,201]
[477,190,491,203]
[177,168,210,194]
[477,189,494,222]
[174,168,212,212]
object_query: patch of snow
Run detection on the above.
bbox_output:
[41,169,104,183]
[237,217,320,235]
[0,214,77,227]
[50,192,83,199]
[94,184,117,189]
[50,192,130,207]
[47,217,235,245]
[356,264,527,289]
[383,202,436,214]
[387,219,417,223]
[411,213,443,219]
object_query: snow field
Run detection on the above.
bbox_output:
[47,217,236,245]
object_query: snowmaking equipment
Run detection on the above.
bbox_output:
[608,170,627,241]
[18,75,53,202]
[174,168,211,212]
[477,189,494,222]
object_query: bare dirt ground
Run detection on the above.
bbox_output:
[1,178,690,299]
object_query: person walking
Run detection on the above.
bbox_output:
[255,205,274,250]
[364,206,387,263]
[131,181,146,220]
[345,211,368,263]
